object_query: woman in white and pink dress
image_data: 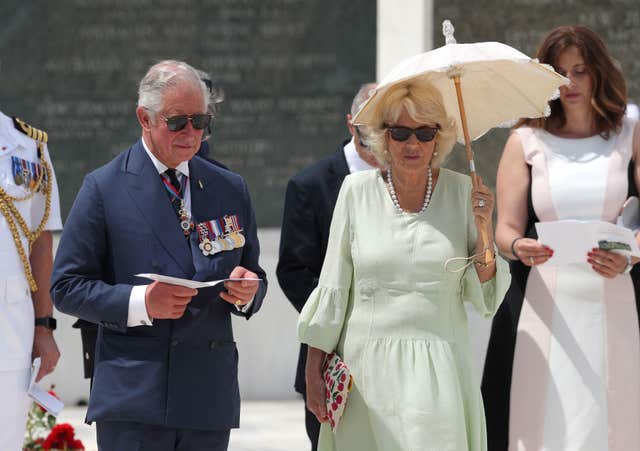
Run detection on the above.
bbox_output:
[482,26,640,451]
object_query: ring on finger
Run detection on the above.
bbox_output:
[235,299,242,306]
[478,199,486,208]
[529,256,535,265]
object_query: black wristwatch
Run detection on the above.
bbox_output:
[35,317,57,330]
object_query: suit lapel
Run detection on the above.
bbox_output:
[188,157,219,224]
[124,140,194,275]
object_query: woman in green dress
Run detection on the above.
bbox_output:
[298,81,511,451]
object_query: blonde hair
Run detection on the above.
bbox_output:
[364,82,456,168]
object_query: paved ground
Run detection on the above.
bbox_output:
[57,400,309,451]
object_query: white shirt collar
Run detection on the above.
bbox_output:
[141,136,190,178]
[343,137,376,174]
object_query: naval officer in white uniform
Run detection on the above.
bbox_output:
[0,112,62,450]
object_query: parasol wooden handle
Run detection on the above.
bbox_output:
[453,76,493,263]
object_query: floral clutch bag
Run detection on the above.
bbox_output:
[322,352,353,430]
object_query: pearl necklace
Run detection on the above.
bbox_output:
[386,166,433,213]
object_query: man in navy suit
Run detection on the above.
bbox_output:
[51,60,266,451]
[276,83,377,451]
[70,68,227,386]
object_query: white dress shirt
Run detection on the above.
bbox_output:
[343,137,376,174]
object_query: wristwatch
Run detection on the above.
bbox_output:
[35,317,57,330]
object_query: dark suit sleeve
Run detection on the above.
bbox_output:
[51,174,131,332]
[276,177,322,313]
[231,177,267,319]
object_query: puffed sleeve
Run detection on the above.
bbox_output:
[461,179,511,317]
[297,177,353,353]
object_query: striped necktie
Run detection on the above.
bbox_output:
[162,168,184,220]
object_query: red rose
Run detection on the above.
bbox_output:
[325,389,330,398]
[331,402,338,411]
[337,383,344,391]
[336,394,343,404]
[71,439,85,450]
[43,423,83,450]
[340,373,346,382]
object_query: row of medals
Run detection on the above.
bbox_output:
[12,156,47,192]
[197,222,245,256]
[195,216,245,257]
[176,201,245,256]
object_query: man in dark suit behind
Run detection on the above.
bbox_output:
[276,83,377,450]
[52,60,266,451]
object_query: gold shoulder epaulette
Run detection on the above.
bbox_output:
[12,117,48,144]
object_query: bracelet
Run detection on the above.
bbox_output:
[473,258,496,268]
[510,237,525,261]
[474,246,497,268]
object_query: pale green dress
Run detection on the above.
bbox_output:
[298,169,511,451]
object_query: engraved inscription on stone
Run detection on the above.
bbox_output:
[434,0,640,190]
[0,1,376,225]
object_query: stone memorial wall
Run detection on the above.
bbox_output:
[434,0,640,187]
[0,0,376,225]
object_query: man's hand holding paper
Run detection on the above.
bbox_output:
[136,268,262,311]
[219,266,260,308]
[145,282,197,320]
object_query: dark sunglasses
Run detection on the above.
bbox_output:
[386,125,439,142]
[163,114,212,132]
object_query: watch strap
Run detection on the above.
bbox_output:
[35,316,57,330]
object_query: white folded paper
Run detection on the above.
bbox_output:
[28,357,64,416]
[135,273,261,289]
[535,220,640,266]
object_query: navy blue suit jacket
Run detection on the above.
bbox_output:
[276,141,350,394]
[51,140,266,431]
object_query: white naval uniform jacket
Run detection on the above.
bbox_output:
[0,111,61,372]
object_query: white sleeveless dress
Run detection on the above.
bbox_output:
[509,118,640,450]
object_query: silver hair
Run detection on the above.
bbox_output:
[363,82,457,168]
[350,82,377,117]
[138,60,209,120]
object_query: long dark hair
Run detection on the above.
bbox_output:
[519,25,627,137]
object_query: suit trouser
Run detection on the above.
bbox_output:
[302,392,320,451]
[97,420,230,451]
[0,368,31,451]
